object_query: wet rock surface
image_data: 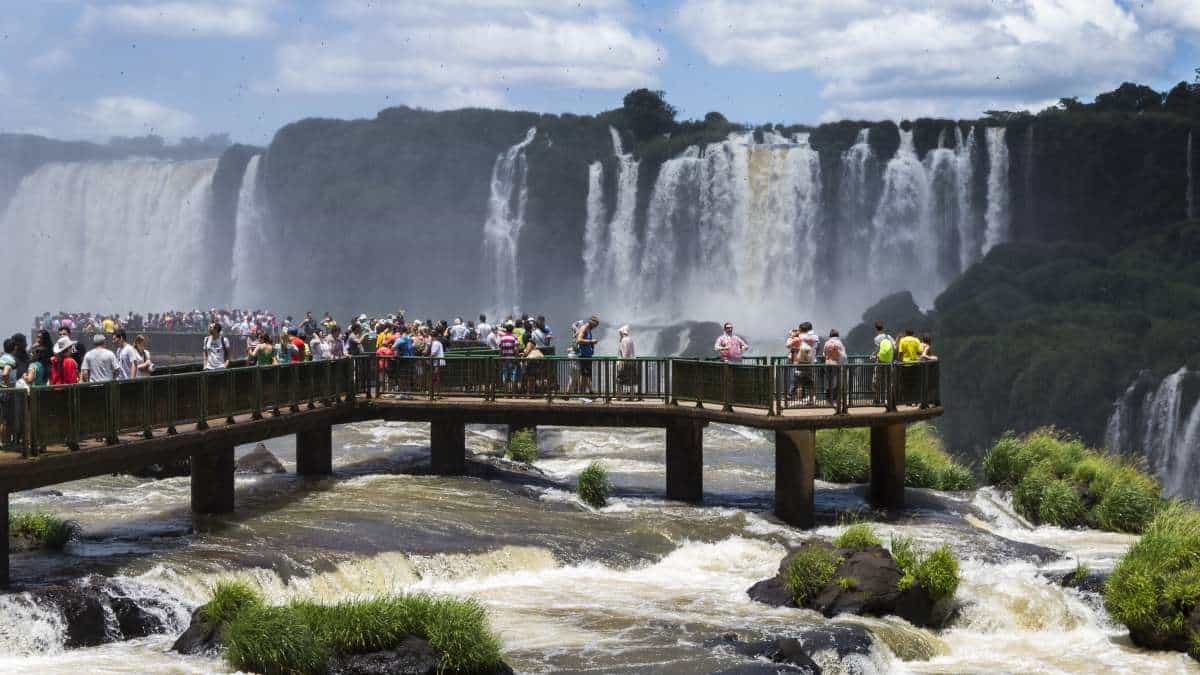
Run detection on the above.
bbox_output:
[706,627,878,675]
[128,457,191,479]
[27,575,176,648]
[236,443,286,474]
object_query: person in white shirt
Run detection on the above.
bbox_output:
[310,330,330,361]
[476,315,492,342]
[203,323,231,370]
[81,334,119,382]
[113,329,142,379]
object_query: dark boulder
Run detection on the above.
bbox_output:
[705,634,821,674]
[171,607,222,655]
[328,636,441,675]
[27,576,174,648]
[236,443,286,474]
[746,577,792,607]
[1049,568,1109,595]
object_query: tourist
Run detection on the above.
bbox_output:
[50,336,79,385]
[529,318,549,350]
[347,323,364,356]
[898,329,922,363]
[499,323,520,392]
[275,332,290,364]
[393,325,413,357]
[522,334,546,394]
[81,334,118,382]
[617,325,636,397]
[288,327,307,363]
[10,334,29,387]
[24,345,50,387]
[919,335,938,361]
[574,315,599,394]
[328,326,345,359]
[113,329,142,380]
[309,329,329,362]
[714,322,749,363]
[785,328,803,399]
[300,312,317,338]
[1,340,18,389]
[203,323,232,370]
[134,335,154,378]
[252,333,276,366]
[449,317,470,342]
[537,316,554,347]
[873,321,896,403]
[485,324,501,350]
[823,329,847,404]
[477,314,492,341]
[429,333,446,392]
[0,339,15,444]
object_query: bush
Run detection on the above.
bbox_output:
[8,511,80,550]
[212,586,504,675]
[1105,502,1200,654]
[201,581,263,625]
[983,428,1085,487]
[505,429,538,463]
[915,546,960,602]
[1012,465,1055,523]
[814,428,869,482]
[834,523,881,550]
[577,461,612,508]
[784,545,839,605]
[983,433,1024,486]
[1038,479,1086,527]
[1091,470,1161,533]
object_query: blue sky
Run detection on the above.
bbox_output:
[2,1,1199,145]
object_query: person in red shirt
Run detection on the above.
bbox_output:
[289,328,306,363]
[50,336,79,385]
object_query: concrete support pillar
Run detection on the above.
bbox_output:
[1,492,8,588]
[665,419,704,502]
[870,424,906,509]
[775,429,816,528]
[431,420,466,475]
[296,426,333,476]
[191,445,235,515]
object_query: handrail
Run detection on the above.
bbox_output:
[0,356,939,458]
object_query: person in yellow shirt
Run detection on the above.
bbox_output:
[898,329,922,363]
[102,316,115,334]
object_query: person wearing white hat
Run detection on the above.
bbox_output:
[51,336,79,385]
[617,325,636,396]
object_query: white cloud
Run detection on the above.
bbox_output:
[79,0,276,38]
[1136,0,1200,35]
[78,96,197,137]
[267,0,663,108]
[29,47,74,73]
[677,0,1185,119]
[0,70,11,97]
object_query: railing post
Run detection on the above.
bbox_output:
[324,360,333,406]
[167,375,178,435]
[722,363,733,412]
[919,362,930,410]
[604,360,613,405]
[106,380,120,443]
[252,367,264,420]
[272,367,283,416]
[835,365,848,416]
[24,390,38,458]
[226,369,237,424]
[290,364,300,413]
[197,373,210,430]
[68,387,81,450]
[308,363,317,410]
[886,362,898,412]
[142,379,154,439]
[767,364,777,416]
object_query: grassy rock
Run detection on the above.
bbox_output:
[576,461,612,508]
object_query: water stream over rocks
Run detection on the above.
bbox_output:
[2,421,1193,673]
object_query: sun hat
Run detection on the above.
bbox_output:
[53,336,76,354]
[92,334,106,345]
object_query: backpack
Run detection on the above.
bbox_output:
[798,342,813,363]
[877,336,895,363]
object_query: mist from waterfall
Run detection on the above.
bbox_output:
[2,159,217,335]
[1105,367,1200,500]
[230,155,271,309]
[1188,131,1195,220]
[481,127,537,315]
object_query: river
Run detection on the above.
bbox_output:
[1,421,1194,673]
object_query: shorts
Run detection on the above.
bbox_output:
[578,355,593,378]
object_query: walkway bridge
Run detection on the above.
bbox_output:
[0,355,942,586]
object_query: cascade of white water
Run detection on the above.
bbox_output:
[605,127,640,303]
[956,126,978,270]
[231,155,270,307]
[984,127,1011,252]
[482,127,537,314]
[581,161,607,303]
[869,129,934,300]
[638,146,700,308]
[2,159,217,331]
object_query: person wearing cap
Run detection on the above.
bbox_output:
[81,333,118,382]
[616,325,636,396]
[50,335,79,385]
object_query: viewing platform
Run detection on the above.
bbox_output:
[0,354,942,587]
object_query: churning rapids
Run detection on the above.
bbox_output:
[2,422,1193,673]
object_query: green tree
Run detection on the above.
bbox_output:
[1093,82,1163,113]
[622,89,677,140]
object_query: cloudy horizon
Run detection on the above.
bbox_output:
[2,0,1199,144]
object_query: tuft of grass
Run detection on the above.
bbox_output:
[1038,479,1086,527]
[834,523,881,550]
[211,586,504,675]
[984,427,1084,486]
[1090,468,1160,534]
[577,461,612,508]
[814,428,869,482]
[1067,561,1090,585]
[983,433,1024,486]
[8,511,80,551]
[784,545,839,606]
[505,429,538,463]
[1105,501,1200,654]
[915,546,959,602]
[836,576,856,590]
[1012,465,1055,523]
[201,580,263,625]
[224,604,328,675]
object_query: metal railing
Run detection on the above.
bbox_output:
[0,355,939,458]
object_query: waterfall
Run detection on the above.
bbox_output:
[638,146,700,308]
[955,127,978,270]
[1106,367,1200,499]
[984,127,1011,252]
[869,129,935,301]
[482,127,537,315]
[2,159,217,332]
[581,161,607,303]
[231,155,270,308]
[605,127,640,302]
[1188,131,1195,220]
